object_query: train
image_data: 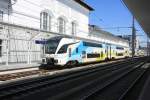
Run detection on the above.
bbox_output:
[41,36,130,66]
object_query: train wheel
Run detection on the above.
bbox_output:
[66,61,78,66]
[111,57,115,60]
[105,58,109,61]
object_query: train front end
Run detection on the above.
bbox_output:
[41,36,74,66]
[41,36,63,66]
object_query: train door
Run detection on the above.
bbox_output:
[106,44,111,60]
[106,45,109,59]
[109,45,112,59]
[111,45,116,59]
[69,48,71,57]
[82,51,86,62]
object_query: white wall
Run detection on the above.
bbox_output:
[2,0,90,37]
[0,0,91,68]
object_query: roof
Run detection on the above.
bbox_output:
[123,0,150,37]
[89,25,114,36]
[89,25,129,43]
[74,0,94,11]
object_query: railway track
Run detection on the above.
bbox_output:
[0,69,50,81]
[0,58,130,81]
[0,57,148,100]
[85,63,149,100]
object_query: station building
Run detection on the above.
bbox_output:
[0,0,94,70]
[0,0,129,70]
[0,0,93,36]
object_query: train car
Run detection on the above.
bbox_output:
[115,46,127,59]
[41,36,130,66]
[105,44,130,60]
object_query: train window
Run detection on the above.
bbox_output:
[45,41,58,54]
[87,53,100,58]
[117,53,124,56]
[83,42,102,48]
[58,44,68,54]
[82,51,86,58]
[45,37,62,54]
[0,39,2,57]
[76,48,78,53]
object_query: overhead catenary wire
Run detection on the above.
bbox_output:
[1,0,137,33]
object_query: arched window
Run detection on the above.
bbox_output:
[0,39,2,57]
[71,21,77,36]
[40,11,52,31]
[58,17,66,34]
[0,10,3,21]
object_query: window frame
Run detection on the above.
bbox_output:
[0,39,2,57]
[58,17,66,34]
[0,10,3,21]
[71,21,77,35]
[40,11,52,31]
[83,42,102,48]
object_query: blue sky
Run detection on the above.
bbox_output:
[85,0,148,46]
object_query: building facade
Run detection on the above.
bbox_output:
[0,0,93,36]
[0,0,93,70]
[89,25,129,47]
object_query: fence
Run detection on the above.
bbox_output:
[0,21,62,67]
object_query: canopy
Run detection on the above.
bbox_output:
[124,0,150,37]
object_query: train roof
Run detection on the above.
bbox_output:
[47,36,129,48]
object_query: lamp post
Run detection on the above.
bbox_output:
[6,0,17,65]
[6,0,11,65]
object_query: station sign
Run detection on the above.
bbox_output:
[35,40,47,44]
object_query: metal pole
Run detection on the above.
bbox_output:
[149,39,150,57]
[6,0,11,65]
[27,40,30,64]
[147,37,149,56]
[148,39,149,56]
[132,16,135,58]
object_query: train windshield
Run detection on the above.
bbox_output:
[45,37,62,54]
[57,44,69,54]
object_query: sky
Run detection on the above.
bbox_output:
[85,0,148,47]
